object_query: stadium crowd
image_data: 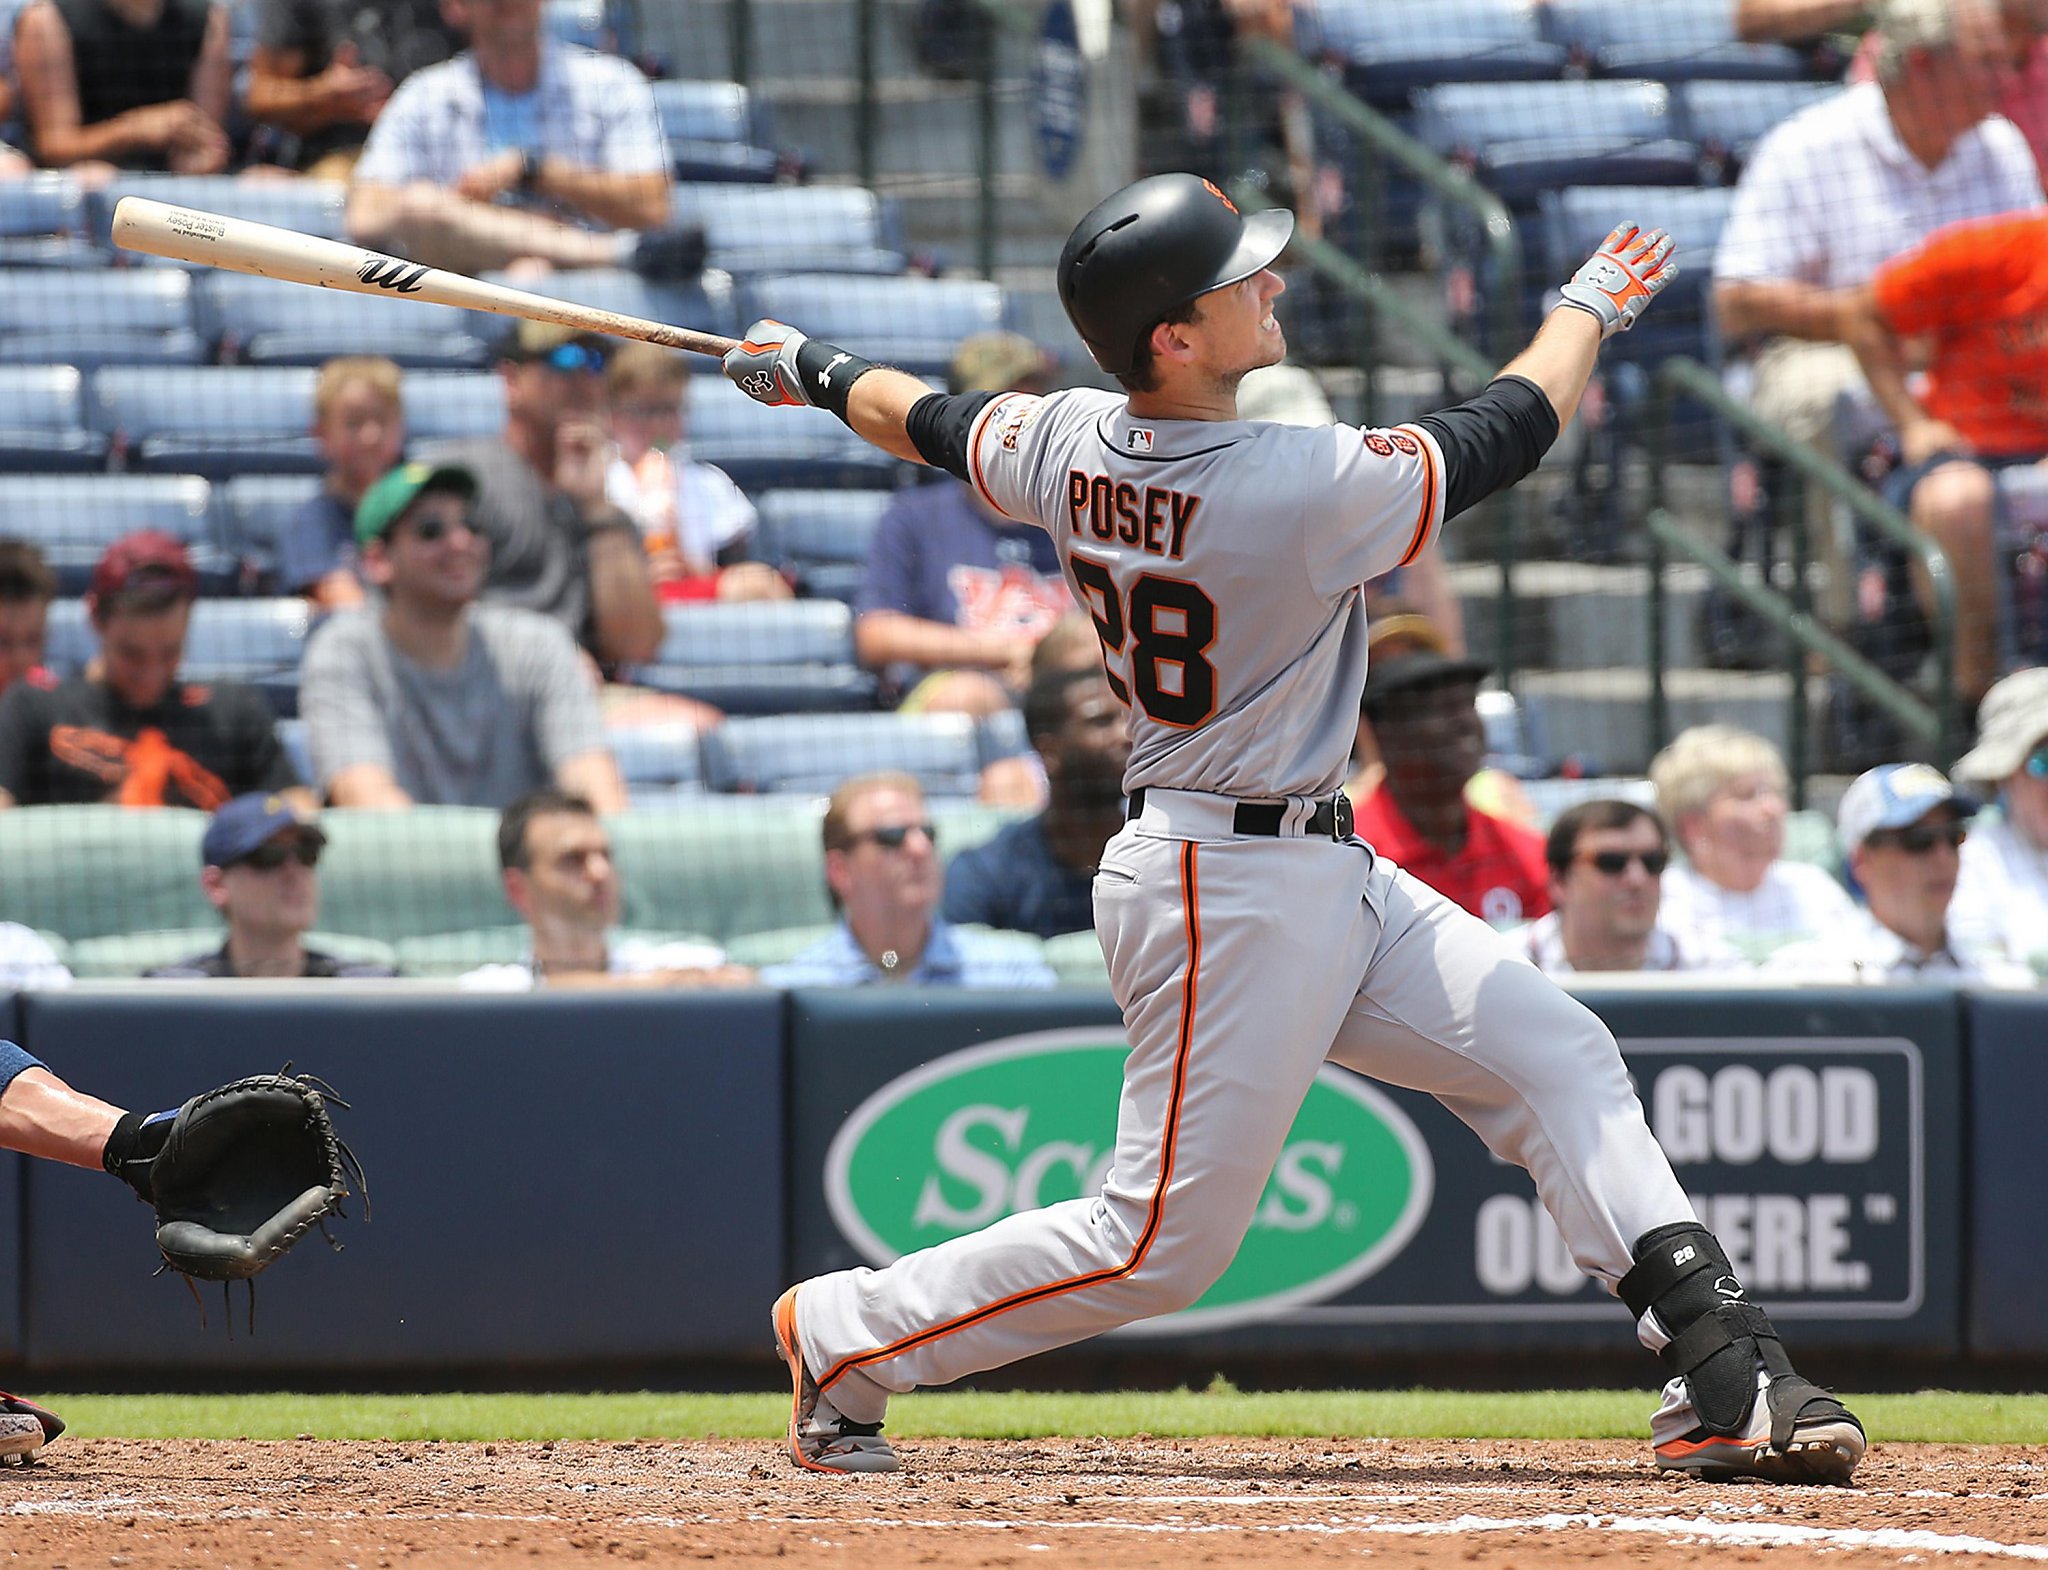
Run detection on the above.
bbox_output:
[0,0,2041,993]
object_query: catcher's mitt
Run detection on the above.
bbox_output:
[105,1070,365,1283]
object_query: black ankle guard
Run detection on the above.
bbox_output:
[1621,1222,1787,1439]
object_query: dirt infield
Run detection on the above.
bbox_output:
[5,1437,2045,1567]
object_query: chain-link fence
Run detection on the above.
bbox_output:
[0,0,2040,983]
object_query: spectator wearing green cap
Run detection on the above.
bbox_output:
[298,460,626,812]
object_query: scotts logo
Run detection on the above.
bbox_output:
[356,256,429,294]
[825,1029,1433,1331]
[1201,178,1238,214]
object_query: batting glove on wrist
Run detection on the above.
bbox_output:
[1557,223,1676,339]
[724,318,812,408]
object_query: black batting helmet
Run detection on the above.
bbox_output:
[1056,173,1294,377]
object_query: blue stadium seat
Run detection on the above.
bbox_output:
[90,366,320,476]
[1676,80,1838,183]
[0,269,206,368]
[650,79,779,183]
[1543,0,1806,82]
[0,173,106,268]
[683,371,903,491]
[607,721,705,797]
[671,184,904,275]
[702,711,982,795]
[467,267,741,356]
[1412,80,1698,207]
[742,275,1007,379]
[400,372,507,442]
[0,474,232,594]
[536,0,622,51]
[274,716,313,784]
[200,274,490,368]
[1538,185,1734,365]
[90,176,349,259]
[753,489,891,602]
[44,597,312,713]
[0,365,109,472]
[218,473,321,590]
[1305,0,1566,110]
[631,598,877,713]
[977,705,1031,767]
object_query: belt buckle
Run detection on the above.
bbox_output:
[1329,793,1354,841]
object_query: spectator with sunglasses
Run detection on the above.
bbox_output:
[299,460,627,812]
[1950,666,2048,970]
[426,322,664,673]
[1519,800,1746,976]
[1652,725,1859,960]
[142,793,396,979]
[761,771,1056,989]
[1767,763,2030,982]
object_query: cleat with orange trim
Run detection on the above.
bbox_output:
[771,1287,900,1474]
[0,1391,63,1467]
[1652,1370,1864,1485]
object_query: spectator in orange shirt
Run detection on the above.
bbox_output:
[1348,649,1550,930]
[1843,206,2048,701]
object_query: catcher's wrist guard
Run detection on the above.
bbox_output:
[103,1107,179,1202]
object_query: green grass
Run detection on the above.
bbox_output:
[27,1387,2045,1446]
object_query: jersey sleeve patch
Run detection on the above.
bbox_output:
[968,392,1044,522]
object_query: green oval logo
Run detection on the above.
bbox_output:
[824,1028,1434,1331]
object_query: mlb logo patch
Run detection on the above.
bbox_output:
[1130,428,1155,453]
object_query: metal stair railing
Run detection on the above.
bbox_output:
[1647,356,1960,782]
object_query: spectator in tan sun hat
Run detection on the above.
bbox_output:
[853,331,1072,720]
[1948,666,2048,970]
[1766,762,2030,982]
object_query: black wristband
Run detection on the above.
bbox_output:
[103,1109,163,1201]
[793,337,878,426]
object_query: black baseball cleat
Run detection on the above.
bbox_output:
[1655,1371,1865,1484]
[771,1287,900,1474]
[0,1391,64,1467]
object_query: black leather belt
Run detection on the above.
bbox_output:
[1127,788,1355,841]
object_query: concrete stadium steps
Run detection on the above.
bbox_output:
[1451,560,1710,673]
[753,78,1041,180]
[1515,667,1827,776]
[643,0,1041,86]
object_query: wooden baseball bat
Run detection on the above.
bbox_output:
[110,196,739,358]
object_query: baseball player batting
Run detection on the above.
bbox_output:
[724,173,1865,1485]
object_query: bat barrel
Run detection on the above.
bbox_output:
[109,196,736,359]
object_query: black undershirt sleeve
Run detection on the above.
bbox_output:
[1413,374,1560,523]
[906,390,1003,484]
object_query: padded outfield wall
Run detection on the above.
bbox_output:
[0,983,2040,1379]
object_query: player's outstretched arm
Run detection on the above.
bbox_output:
[722,319,939,466]
[1412,224,1675,524]
[1507,223,1676,431]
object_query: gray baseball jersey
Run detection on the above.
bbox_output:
[964,388,1446,799]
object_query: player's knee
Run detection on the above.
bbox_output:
[1911,463,1995,538]
[1123,1228,1242,1316]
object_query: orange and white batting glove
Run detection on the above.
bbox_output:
[724,318,813,408]
[1557,224,1677,339]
